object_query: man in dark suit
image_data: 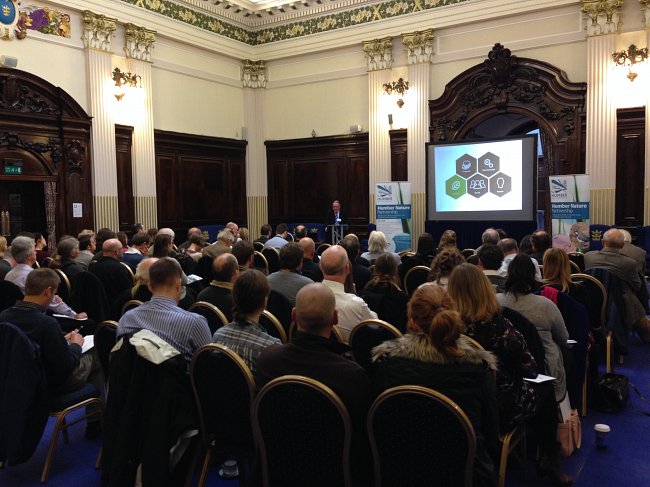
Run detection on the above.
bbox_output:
[585,228,650,342]
[299,237,323,282]
[254,224,272,244]
[196,253,239,322]
[340,234,371,294]
[255,283,371,484]
[325,200,349,244]
[89,238,134,306]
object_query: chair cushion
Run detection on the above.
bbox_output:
[49,383,100,412]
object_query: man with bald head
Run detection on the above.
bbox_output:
[179,227,203,250]
[299,237,323,282]
[320,245,377,342]
[89,237,134,305]
[585,228,650,341]
[196,253,239,321]
[255,283,371,482]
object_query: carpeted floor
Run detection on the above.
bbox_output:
[3,334,649,487]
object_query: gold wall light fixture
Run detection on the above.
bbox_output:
[383,78,409,108]
[111,67,141,100]
[612,44,648,81]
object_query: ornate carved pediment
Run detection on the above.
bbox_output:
[0,75,59,115]
[0,132,62,165]
[430,43,586,142]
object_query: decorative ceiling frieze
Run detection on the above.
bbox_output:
[118,0,471,46]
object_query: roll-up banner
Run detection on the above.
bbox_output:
[549,174,590,253]
[376,182,412,252]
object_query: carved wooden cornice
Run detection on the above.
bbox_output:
[402,29,434,65]
[82,10,118,52]
[124,24,157,62]
[362,37,393,71]
[0,75,59,116]
[581,0,623,36]
[241,60,267,88]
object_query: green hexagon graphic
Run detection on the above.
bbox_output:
[445,175,466,199]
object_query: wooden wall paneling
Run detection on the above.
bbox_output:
[615,107,645,225]
[154,130,247,234]
[266,133,369,237]
[115,125,134,233]
[389,129,408,182]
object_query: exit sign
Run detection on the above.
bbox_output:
[4,166,22,175]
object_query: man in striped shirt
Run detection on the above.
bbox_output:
[117,257,212,360]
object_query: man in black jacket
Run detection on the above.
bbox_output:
[89,238,133,306]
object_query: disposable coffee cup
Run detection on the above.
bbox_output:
[594,423,610,449]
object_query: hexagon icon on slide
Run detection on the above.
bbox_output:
[489,172,511,197]
[445,175,467,199]
[456,154,477,177]
[466,174,489,198]
[478,152,499,177]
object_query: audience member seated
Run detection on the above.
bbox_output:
[232,240,255,271]
[321,245,377,342]
[427,247,465,289]
[196,253,238,322]
[497,237,542,280]
[477,244,506,292]
[585,228,650,342]
[0,268,103,437]
[255,224,272,244]
[122,233,151,271]
[480,227,501,247]
[89,238,133,306]
[50,237,85,283]
[619,229,647,275]
[178,227,203,250]
[113,258,158,318]
[117,232,129,251]
[213,269,280,372]
[34,233,51,268]
[264,223,291,249]
[437,229,458,251]
[117,257,212,361]
[202,229,235,259]
[372,284,499,487]
[181,233,205,261]
[340,234,371,294]
[267,242,313,307]
[256,283,371,485]
[543,248,598,330]
[129,223,145,245]
[529,230,552,262]
[75,233,96,270]
[92,228,117,262]
[225,222,240,242]
[238,227,250,242]
[293,224,307,241]
[0,236,11,280]
[5,236,85,319]
[147,228,176,257]
[359,254,408,332]
[497,254,570,403]
[298,237,323,282]
[398,232,436,283]
[361,230,400,265]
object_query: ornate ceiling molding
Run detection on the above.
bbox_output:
[82,10,117,52]
[581,0,622,36]
[124,23,157,61]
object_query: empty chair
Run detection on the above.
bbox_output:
[253,375,353,487]
[190,344,257,487]
[348,319,402,374]
[368,385,476,487]
[266,289,292,334]
[253,241,264,252]
[261,247,280,274]
[403,265,430,296]
[259,310,288,343]
[253,251,269,275]
[189,301,229,334]
[568,252,585,272]
[94,320,118,382]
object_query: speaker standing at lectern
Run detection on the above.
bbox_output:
[325,199,349,244]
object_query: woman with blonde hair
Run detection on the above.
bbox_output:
[542,248,572,292]
[438,229,457,250]
[372,283,498,486]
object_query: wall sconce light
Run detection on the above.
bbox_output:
[111,67,141,101]
[383,78,409,108]
[612,44,648,81]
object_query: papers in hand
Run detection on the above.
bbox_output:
[524,374,556,384]
[186,274,202,284]
[53,314,88,320]
[81,335,94,354]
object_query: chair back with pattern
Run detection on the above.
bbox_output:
[368,385,476,487]
[254,375,352,487]
[189,301,229,334]
[190,344,256,485]
[261,247,281,274]
[349,319,402,373]
[403,265,430,296]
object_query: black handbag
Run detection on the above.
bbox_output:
[592,373,630,413]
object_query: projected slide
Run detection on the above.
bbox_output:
[434,140,523,212]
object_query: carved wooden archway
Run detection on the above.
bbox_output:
[429,43,587,228]
[0,68,93,243]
